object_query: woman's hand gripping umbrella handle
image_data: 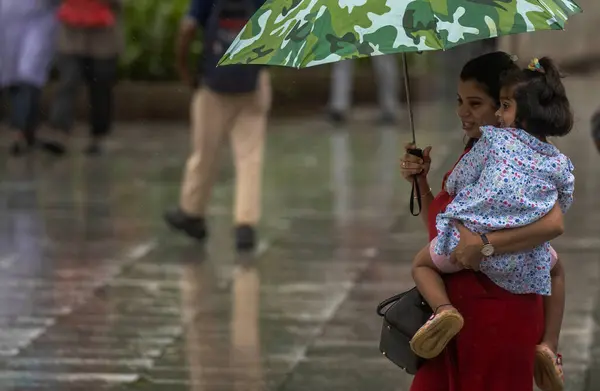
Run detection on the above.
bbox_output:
[408,148,424,216]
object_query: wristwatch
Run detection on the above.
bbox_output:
[480,234,495,257]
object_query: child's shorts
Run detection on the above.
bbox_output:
[429,236,558,274]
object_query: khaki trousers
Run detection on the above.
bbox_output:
[180,71,271,225]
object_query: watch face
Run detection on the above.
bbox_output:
[481,244,494,257]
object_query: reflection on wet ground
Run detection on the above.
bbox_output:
[0,77,599,391]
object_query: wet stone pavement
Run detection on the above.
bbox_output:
[0,75,599,391]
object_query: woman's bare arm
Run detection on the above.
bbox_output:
[486,202,564,254]
[417,177,435,228]
[452,202,564,268]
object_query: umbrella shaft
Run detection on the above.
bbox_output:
[402,53,416,145]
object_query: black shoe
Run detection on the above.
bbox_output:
[9,140,30,157]
[85,142,102,155]
[592,111,600,153]
[9,130,35,157]
[235,224,256,252]
[38,127,68,156]
[39,141,67,156]
[328,111,346,125]
[164,208,208,241]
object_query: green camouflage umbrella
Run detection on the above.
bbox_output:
[219,0,581,68]
[219,0,581,140]
[218,0,582,216]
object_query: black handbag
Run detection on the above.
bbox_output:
[376,287,432,375]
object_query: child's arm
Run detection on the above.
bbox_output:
[445,127,493,194]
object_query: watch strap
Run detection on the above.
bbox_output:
[480,233,490,245]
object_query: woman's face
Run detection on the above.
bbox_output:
[456,79,500,139]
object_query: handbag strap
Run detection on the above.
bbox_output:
[376,291,409,317]
[406,148,424,217]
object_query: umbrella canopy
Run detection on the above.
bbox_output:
[219,0,582,68]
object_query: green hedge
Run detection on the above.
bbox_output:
[120,0,202,81]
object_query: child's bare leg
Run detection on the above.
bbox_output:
[410,243,464,359]
[411,244,454,313]
[534,253,565,391]
[542,257,565,353]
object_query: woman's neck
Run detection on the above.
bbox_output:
[465,137,478,149]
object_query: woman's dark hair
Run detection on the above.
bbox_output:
[500,57,573,138]
[460,51,520,106]
[460,51,520,149]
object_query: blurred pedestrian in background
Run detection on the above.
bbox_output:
[591,110,600,153]
[0,0,59,156]
[328,55,399,125]
[39,0,123,156]
[164,0,271,252]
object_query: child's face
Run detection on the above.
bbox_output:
[496,86,517,128]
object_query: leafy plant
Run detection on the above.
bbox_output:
[120,0,201,80]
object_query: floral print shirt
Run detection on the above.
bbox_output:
[433,126,574,295]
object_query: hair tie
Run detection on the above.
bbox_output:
[528,58,545,73]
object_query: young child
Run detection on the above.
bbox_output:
[410,57,574,391]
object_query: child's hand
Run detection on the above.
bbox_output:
[452,222,484,271]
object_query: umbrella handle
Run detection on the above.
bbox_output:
[407,148,424,216]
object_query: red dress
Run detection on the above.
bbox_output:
[57,0,115,28]
[410,149,544,391]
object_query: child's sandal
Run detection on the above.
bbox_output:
[534,344,564,391]
[410,305,464,359]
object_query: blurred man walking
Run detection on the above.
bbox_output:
[164,0,271,251]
